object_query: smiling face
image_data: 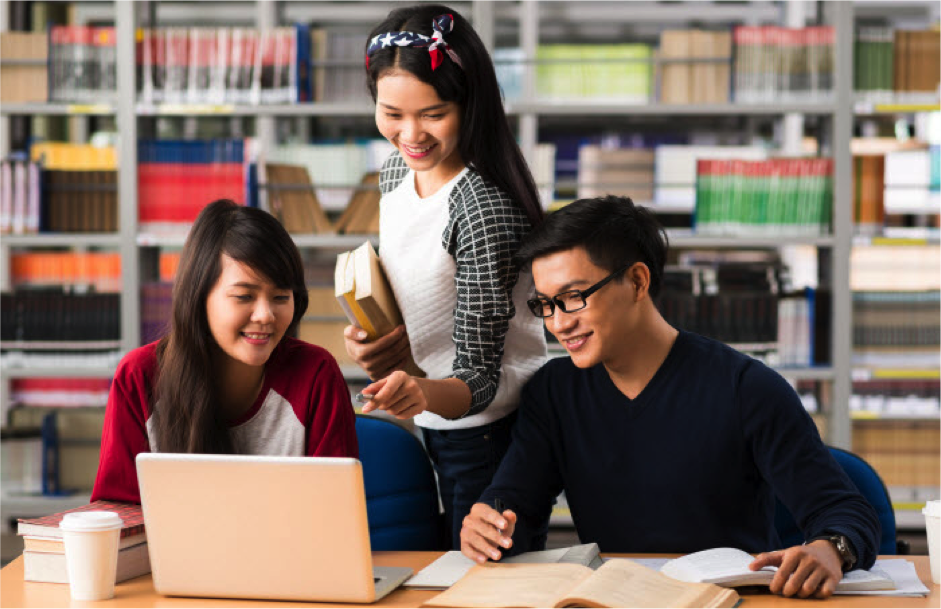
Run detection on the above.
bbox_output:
[375,71,464,192]
[205,254,294,373]
[531,247,641,370]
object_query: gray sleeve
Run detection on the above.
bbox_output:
[378,151,409,196]
[443,177,532,417]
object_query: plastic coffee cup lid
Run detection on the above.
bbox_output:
[59,511,124,532]
[924,500,941,519]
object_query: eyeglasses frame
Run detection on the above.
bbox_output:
[527,263,632,318]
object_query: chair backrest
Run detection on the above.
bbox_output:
[773,446,897,555]
[355,414,443,550]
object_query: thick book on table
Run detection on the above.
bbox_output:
[406,543,603,590]
[23,541,151,584]
[659,548,895,592]
[422,559,740,608]
[334,241,423,377]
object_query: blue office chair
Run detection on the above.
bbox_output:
[355,414,444,550]
[774,446,906,555]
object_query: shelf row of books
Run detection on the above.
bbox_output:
[651,261,828,368]
[0,291,121,349]
[9,378,111,409]
[693,157,832,236]
[852,291,940,349]
[0,31,47,104]
[852,420,940,490]
[853,146,940,231]
[854,27,941,98]
[137,138,246,227]
[732,26,834,103]
[5,406,105,494]
[850,380,940,419]
[137,26,309,105]
[850,244,941,292]
[49,26,117,103]
[10,252,122,293]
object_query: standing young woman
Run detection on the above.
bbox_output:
[345,4,548,549]
[92,200,358,503]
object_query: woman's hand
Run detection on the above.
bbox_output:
[360,371,428,419]
[344,325,413,380]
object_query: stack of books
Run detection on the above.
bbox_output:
[310,27,372,104]
[9,378,111,409]
[18,502,149,584]
[856,27,941,99]
[654,145,767,210]
[0,158,41,235]
[0,290,121,350]
[577,146,654,202]
[852,421,940,494]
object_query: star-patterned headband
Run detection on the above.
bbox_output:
[366,14,464,71]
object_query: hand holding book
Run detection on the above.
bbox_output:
[343,324,414,381]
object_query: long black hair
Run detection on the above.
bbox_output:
[150,200,309,453]
[365,4,544,227]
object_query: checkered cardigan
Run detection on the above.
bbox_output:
[379,152,534,417]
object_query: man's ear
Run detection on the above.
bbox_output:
[627,263,651,301]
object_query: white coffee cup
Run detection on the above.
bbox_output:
[924,500,941,585]
[59,511,124,600]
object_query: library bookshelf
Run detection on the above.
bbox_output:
[1,0,937,533]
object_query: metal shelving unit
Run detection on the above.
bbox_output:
[2,0,934,459]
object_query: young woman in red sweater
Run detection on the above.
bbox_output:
[92,200,358,503]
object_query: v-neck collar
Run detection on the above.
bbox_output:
[597,330,688,415]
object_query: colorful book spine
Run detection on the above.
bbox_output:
[733,25,834,103]
[137,26,305,105]
[694,157,832,236]
[11,252,121,292]
[137,138,245,229]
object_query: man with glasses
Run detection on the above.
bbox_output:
[459,196,879,599]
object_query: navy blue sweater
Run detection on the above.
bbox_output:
[479,330,880,570]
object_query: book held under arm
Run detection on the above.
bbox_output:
[334,242,424,377]
[659,547,895,592]
[422,559,740,608]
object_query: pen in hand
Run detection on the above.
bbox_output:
[355,392,373,403]
[494,499,505,532]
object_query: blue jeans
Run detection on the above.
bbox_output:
[422,411,521,550]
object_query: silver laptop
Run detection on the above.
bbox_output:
[136,453,412,603]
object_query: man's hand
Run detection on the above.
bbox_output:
[344,325,412,380]
[749,540,843,599]
[460,503,516,563]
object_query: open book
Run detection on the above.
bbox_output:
[406,543,603,590]
[660,548,896,592]
[422,559,740,608]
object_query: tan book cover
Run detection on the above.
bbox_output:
[423,559,739,608]
[334,242,424,377]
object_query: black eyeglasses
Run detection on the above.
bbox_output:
[527,265,631,318]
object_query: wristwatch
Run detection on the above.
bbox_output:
[807,534,857,572]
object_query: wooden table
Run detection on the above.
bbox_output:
[2,553,937,607]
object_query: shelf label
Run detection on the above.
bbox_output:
[147,104,236,115]
[874,104,941,113]
[871,369,941,380]
[67,104,112,114]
